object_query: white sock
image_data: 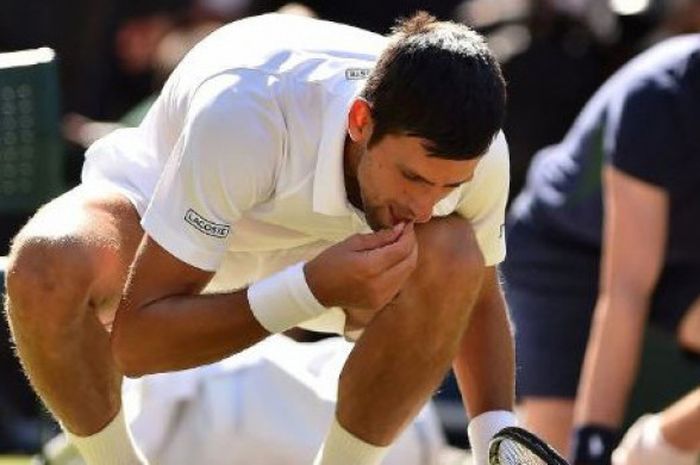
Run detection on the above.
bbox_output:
[64,407,149,465]
[467,410,518,465]
[313,417,390,465]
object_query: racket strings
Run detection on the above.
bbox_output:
[489,427,570,465]
[495,439,550,465]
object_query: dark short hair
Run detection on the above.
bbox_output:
[361,12,506,160]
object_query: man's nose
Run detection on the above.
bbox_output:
[411,200,434,224]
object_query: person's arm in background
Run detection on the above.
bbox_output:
[571,166,668,464]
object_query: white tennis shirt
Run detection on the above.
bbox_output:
[82,14,510,329]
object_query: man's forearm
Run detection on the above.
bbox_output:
[111,289,269,377]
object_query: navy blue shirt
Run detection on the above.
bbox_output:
[510,35,700,265]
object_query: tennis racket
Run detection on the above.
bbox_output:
[489,427,570,465]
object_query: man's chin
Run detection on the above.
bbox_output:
[366,219,384,232]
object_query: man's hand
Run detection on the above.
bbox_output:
[304,222,418,315]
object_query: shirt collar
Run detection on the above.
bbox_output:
[312,83,363,217]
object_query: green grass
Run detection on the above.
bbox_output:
[0,457,31,465]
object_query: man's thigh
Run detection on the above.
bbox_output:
[9,183,144,325]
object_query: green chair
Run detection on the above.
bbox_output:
[625,326,700,428]
[0,48,64,212]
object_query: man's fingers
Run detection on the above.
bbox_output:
[364,222,416,270]
[375,241,418,302]
[389,238,418,278]
[350,222,405,251]
[366,227,418,273]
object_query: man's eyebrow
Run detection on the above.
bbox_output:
[403,167,472,188]
[444,177,471,188]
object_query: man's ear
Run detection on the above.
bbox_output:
[347,98,374,143]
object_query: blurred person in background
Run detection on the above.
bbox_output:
[501,33,700,464]
[182,0,463,33]
[479,0,609,203]
[62,2,315,150]
[0,0,192,126]
[268,0,464,33]
[640,0,700,44]
[459,0,700,204]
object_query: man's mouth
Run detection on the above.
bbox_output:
[388,205,400,226]
[389,205,410,226]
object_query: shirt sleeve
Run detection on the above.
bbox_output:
[455,131,510,266]
[604,79,675,188]
[141,71,283,271]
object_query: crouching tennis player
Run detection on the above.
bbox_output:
[5,12,514,465]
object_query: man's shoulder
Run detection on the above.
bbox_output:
[164,14,386,122]
[175,14,386,81]
[476,131,510,182]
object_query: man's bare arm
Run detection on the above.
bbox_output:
[111,235,269,377]
[111,224,417,377]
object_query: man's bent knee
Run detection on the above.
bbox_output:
[6,188,141,332]
[414,215,485,285]
[391,216,485,343]
[6,233,103,331]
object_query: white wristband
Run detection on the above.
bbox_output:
[247,262,329,334]
[468,410,518,465]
